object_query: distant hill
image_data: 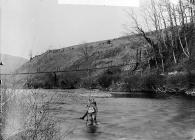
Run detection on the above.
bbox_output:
[12,35,144,88]
[0,54,28,74]
[16,35,144,74]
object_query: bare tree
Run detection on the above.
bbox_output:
[29,50,33,62]
[80,44,91,61]
[126,0,195,75]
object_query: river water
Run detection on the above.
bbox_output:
[2,89,195,140]
[48,90,195,140]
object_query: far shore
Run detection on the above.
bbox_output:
[1,87,195,98]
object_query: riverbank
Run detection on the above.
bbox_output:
[1,86,195,99]
[53,88,195,98]
[80,87,195,98]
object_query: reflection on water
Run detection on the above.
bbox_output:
[3,89,195,140]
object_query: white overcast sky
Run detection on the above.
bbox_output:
[1,0,176,59]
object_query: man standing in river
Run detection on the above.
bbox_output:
[80,97,98,124]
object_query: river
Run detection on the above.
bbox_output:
[2,89,195,140]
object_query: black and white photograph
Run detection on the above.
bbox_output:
[1,0,195,139]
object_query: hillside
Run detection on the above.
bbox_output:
[0,54,28,74]
[5,27,195,91]
[18,36,143,72]
[11,35,144,88]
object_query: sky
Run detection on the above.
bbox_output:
[1,0,177,59]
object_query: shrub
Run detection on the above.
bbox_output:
[185,71,195,88]
[107,40,111,44]
[22,91,59,140]
[24,73,57,89]
[98,74,113,88]
[98,67,121,89]
[44,81,53,89]
[140,73,165,91]
[80,77,98,89]
[58,72,81,89]
[166,73,189,89]
[106,67,121,74]
[124,75,141,91]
